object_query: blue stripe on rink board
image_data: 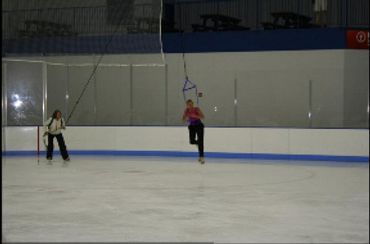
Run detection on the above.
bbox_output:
[3,150,369,163]
[162,28,347,53]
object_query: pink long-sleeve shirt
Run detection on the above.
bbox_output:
[183,107,202,125]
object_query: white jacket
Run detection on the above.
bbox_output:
[44,117,66,135]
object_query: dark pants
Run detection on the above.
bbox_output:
[46,133,69,160]
[188,123,204,157]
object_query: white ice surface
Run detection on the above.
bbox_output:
[2,156,369,243]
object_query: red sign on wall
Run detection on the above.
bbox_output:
[346,30,369,49]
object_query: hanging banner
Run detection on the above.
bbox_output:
[346,30,369,49]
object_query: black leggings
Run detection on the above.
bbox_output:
[188,123,204,157]
[46,133,69,160]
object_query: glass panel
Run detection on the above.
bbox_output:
[95,66,131,125]
[5,61,43,125]
[237,70,310,127]
[132,66,166,125]
[47,64,68,120]
[66,65,96,125]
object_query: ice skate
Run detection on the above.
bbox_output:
[198,157,205,164]
[62,157,70,166]
[47,157,52,165]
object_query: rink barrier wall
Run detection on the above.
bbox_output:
[2,126,369,163]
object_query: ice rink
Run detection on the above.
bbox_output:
[2,156,369,243]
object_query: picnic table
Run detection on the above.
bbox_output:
[192,14,249,32]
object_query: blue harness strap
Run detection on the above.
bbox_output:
[182,77,199,105]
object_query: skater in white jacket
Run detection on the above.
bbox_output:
[44,109,70,162]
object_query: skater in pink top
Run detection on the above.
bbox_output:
[182,99,205,164]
